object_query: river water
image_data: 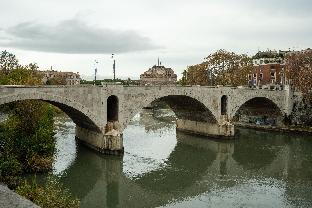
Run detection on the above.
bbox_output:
[11,109,312,207]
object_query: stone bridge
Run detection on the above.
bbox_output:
[0,85,293,155]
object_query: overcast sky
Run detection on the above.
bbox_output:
[0,0,311,80]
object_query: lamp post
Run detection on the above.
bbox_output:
[112,54,116,82]
[94,59,98,85]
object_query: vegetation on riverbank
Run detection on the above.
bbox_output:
[0,50,80,206]
[0,51,56,187]
[17,176,80,208]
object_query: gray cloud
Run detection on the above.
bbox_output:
[219,0,312,17]
[0,19,160,54]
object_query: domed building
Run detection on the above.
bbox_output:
[140,60,177,85]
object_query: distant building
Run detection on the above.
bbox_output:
[140,60,177,85]
[41,70,81,85]
[248,50,291,86]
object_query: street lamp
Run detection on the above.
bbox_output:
[94,59,98,85]
[112,54,116,82]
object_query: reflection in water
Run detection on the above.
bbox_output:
[52,116,77,175]
[49,109,312,208]
[123,110,177,178]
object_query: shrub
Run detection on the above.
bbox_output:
[25,155,53,173]
[17,176,80,208]
[0,155,22,188]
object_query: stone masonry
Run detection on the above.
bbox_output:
[0,85,293,155]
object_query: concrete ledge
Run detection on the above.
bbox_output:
[0,184,39,208]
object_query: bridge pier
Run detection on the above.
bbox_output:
[176,119,234,139]
[75,126,124,155]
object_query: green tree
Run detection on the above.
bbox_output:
[0,50,19,75]
[0,51,55,186]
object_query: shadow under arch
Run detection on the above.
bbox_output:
[151,95,217,123]
[232,97,283,124]
[0,93,101,132]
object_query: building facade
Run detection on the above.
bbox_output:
[140,62,177,85]
[248,50,290,86]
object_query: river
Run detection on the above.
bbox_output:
[6,109,312,207]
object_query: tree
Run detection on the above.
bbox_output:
[0,51,19,75]
[4,66,42,85]
[205,49,252,86]
[180,49,253,86]
[185,63,209,86]
[46,77,67,85]
[0,51,55,187]
[0,51,42,86]
[285,49,312,100]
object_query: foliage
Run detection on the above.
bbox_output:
[46,77,67,85]
[252,50,285,59]
[0,155,22,177]
[285,49,312,100]
[0,50,19,75]
[286,49,312,126]
[0,154,22,188]
[0,102,55,174]
[0,51,42,85]
[184,63,209,86]
[17,176,80,208]
[181,49,253,86]
[177,70,187,86]
[0,51,56,186]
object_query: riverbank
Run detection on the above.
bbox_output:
[235,122,312,135]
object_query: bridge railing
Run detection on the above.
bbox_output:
[0,84,289,91]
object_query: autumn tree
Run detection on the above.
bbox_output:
[285,49,312,100]
[181,49,253,86]
[205,49,253,86]
[46,76,67,85]
[184,63,209,86]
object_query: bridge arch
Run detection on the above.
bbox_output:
[121,94,218,131]
[231,96,283,124]
[0,92,102,132]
